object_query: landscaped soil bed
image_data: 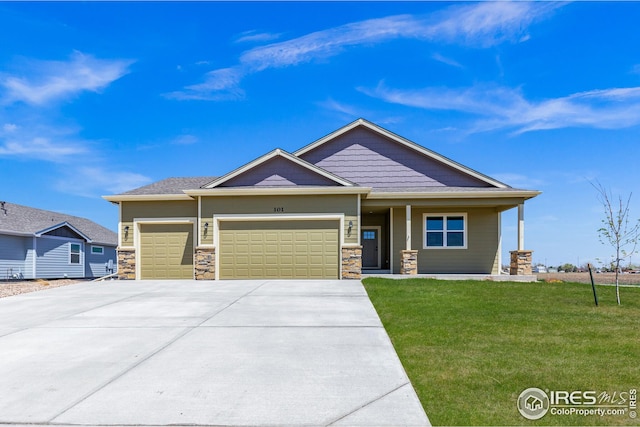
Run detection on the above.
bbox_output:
[0,279,84,298]
[538,272,640,286]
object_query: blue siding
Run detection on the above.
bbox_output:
[0,234,29,279]
[36,237,85,279]
[85,245,117,278]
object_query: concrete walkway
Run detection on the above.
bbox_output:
[0,280,429,426]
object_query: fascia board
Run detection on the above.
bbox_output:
[35,221,93,242]
[184,186,371,197]
[203,148,355,189]
[102,194,195,202]
[366,190,541,200]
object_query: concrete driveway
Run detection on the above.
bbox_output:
[0,279,429,426]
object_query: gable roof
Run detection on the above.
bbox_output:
[121,177,217,195]
[0,202,117,246]
[202,148,357,188]
[295,118,508,189]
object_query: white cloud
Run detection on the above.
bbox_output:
[490,173,545,189]
[172,134,199,145]
[360,82,640,134]
[2,123,18,132]
[235,30,282,44]
[0,51,133,106]
[164,67,245,100]
[431,53,463,68]
[170,2,559,101]
[0,135,88,162]
[55,166,152,197]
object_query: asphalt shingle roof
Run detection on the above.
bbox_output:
[120,177,217,195]
[0,202,117,246]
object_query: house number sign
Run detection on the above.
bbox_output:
[273,207,285,212]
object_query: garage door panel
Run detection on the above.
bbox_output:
[139,223,193,280]
[219,220,339,279]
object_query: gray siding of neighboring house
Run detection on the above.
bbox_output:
[220,156,340,187]
[36,236,85,279]
[0,234,28,279]
[300,127,492,189]
[85,244,117,278]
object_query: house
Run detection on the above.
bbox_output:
[104,119,540,280]
[0,202,118,279]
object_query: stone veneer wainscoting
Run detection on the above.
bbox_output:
[117,248,136,280]
[341,246,362,279]
[510,250,533,275]
[400,250,418,275]
[195,247,216,280]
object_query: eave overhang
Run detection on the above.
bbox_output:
[366,190,541,200]
[102,194,195,203]
[184,186,372,197]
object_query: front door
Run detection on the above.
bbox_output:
[361,227,380,269]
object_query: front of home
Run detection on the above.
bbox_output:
[0,202,118,280]
[105,119,540,280]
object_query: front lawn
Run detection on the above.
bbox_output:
[363,278,640,426]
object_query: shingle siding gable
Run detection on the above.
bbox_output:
[220,156,340,187]
[299,127,492,189]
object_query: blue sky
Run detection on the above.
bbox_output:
[1,1,639,268]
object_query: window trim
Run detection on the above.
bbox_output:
[69,242,82,265]
[423,213,468,250]
[91,245,104,255]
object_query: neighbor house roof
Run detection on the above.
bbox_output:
[0,202,117,245]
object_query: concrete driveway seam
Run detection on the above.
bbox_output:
[325,381,410,426]
[49,281,270,423]
[0,291,148,340]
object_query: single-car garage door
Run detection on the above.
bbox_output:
[139,223,194,279]
[219,220,339,279]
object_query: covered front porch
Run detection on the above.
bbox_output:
[358,191,538,278]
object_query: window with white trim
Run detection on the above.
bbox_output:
[423,214,467,249]
[91,246,104,255]
[70,243,81,264]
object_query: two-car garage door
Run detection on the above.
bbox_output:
[138,220,340,280]
[218,220,339,279]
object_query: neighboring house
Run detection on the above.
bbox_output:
[104,119,540,280]
[0,202,117,279]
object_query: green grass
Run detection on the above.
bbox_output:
[362,278,640,426]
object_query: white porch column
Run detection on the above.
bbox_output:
[406,204,412,250]
[517,203,525,251]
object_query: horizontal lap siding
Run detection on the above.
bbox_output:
[220,156,339,187]
[0,235,29,279]
[392,207,499,274]
[120,201,197,247]
[36,237,85,279]
[85,245,117,278]
[201,194,358,246]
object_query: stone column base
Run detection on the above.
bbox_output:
[510,250,533,275]
[117,247,136,280]
[195,247,216,280]
[400,250,418,275]
[342,246,362,279]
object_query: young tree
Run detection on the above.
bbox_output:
[592,181,640,304]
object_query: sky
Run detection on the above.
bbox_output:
[1,1,639,268]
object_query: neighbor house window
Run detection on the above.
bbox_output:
[424,214,467,249]
[70,243,81,264]
[91,246,104,255]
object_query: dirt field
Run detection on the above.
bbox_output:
[538,272,640,286]
[0,279,84,298]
